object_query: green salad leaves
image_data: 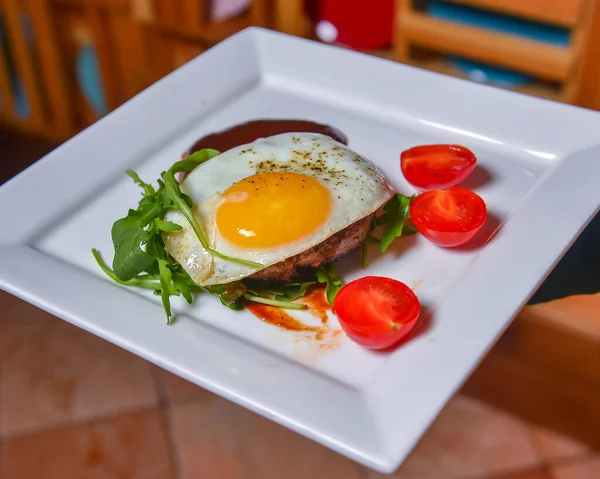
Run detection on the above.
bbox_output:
[92,148,345,323]
[362,193,417,268]
[377,193,417,253]
[94,147,265,322]
[93,148,418,324]
[242,264,343,310]
[107,149,217,282]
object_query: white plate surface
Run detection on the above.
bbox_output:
[1,27,599,474]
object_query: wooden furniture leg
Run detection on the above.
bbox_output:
[393,0,412,63]
[3,0,44,129]
[27,0,73,138]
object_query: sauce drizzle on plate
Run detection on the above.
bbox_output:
[247,286,333,340]
[301,286,333,324]
[247,303,323,335]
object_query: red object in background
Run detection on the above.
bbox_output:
[315,0,395,50]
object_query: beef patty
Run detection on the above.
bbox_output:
[248,213,375,282]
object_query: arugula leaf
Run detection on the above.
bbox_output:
[244,278,317,302]
[127,170,155,196]
[157,259,179,321]
[205,282,247,310]
[378,193,416,253]
[93,248,202,324]
[170,267,194,304]
[243,293,307,310]
[242,266,343,307]
[111,203,162,280]
[161,152,263,269]
[402,225,419,235]
[108,177,178,282]
[316,264,344,305]
[153,217,182,232]
[93,249,161,290]
[185,149,220,164]
[360,235,382,270]
[275,281,316,301]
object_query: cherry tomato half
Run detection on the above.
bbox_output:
[409,187,487,247]
[401,144,477,190]
[333,276,420,350]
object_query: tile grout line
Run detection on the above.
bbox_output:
[162,405,186,479]
[452,416,600,479]
[528,425,599,479]
[453,452,600,479]
[454,466,545,479]
[0,403,160,443]
[0,358,189,478]
[544,452,600,476]
[149,366,185,479]
[352,463,371,479]
[0,362,221,446]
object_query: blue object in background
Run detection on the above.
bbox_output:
[0,12,107,121]
[76,42,108,118]
[0,13,29,118]
[425,0,571,87]
[449,57,531,87]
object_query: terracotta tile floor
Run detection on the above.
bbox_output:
[1,128,599,478]
[1,290,598,479]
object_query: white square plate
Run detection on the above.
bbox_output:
[1,27,599,474]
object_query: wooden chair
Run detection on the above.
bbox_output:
[0,0,72,139]
[271,0,312,37]
[393,0,599,105]
[0,0,272,140]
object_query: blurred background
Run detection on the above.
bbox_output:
[1,1,600,478]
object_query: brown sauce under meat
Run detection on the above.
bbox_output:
[178,119,348,182]
[185,118,348,156]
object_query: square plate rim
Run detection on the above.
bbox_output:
[1,27,600,474]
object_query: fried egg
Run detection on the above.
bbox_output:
[162,132,395,286]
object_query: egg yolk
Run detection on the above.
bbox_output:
[216,172,331,248]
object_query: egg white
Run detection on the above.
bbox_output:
[163,132,395,286]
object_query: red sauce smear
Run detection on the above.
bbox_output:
[247,286,333,340]
[247,303,325,339]
[301,286,333,324]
